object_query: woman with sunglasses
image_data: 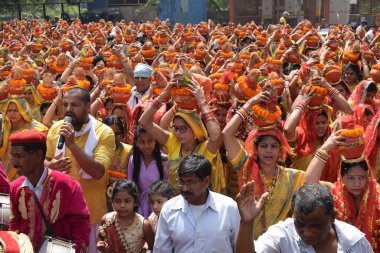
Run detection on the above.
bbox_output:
[139,78,220,188]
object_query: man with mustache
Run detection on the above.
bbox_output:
[45,88,115,252]
[154,155,240,253]
[236,183,373,253]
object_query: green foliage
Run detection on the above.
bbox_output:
[136,0,159,16]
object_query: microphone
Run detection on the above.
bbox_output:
[57,116,72,149]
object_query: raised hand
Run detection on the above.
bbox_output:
[236,181,269,222]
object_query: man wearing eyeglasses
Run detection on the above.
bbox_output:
[127,63,153,109]
[154,155,240,253]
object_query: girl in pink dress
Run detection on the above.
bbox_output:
[96,180,154,253]
[128,126,168,218]
[147,181,177,233]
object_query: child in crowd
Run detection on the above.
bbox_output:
[96,180,154,253]
[128,125,168,218]
[147,180,177,232]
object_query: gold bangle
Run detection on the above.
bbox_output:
[316,148,329,161]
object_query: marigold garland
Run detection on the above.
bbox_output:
[252,59,265,69]
[22,68,34,75]
[237,76,261,97]
[266,58,283,65]
[108,170,127,179]
[8,79,27,86]
[252,104,282,123]
[220,51,233,59]
[210,73,223,81]
[302,85,328,95]
[141,48,156,58]
[338,128,364,138]
[214,83,229,91]
[37,83,57,100]
[100,79,112,88]
[171,86,191,95]
[50,61,68,73]
[343,51,360,62]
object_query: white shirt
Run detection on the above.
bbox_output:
[21,167,47,200]
[255,218,374,253]
[127,86,150,110]
[154,191,240,253]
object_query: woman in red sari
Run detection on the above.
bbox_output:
[305,127,380,252]
[349,80,379,113]
[283,76,352,182]
[365,110,380,181]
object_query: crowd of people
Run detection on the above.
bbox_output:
[0,15,378,252]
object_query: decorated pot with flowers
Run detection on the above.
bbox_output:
[266,58,283,74]
[7,66,26,95]
[37,74,57,101]
[337,128,365,160]
[252,83,281,127]
[171,75,197,110]
[30,39,44,54]
[22,68,35,84]
[267,72,284,96]
[80,49,94,71]
[323,63,342,84]
[108,83,132,104]
[306,35,319,48]
[61,78,91,93]
[234,69,261,101]
[302,84,328,107]
[370,64,380,83]
[343,42,361,65]
[141,42,156,60]
[59,40,71,52]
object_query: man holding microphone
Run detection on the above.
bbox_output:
[45,88,115,252]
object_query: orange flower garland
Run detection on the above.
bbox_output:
[37,83,57,101]
[50,61,68,73]
[100,79,112,88]
[266,58,283,65]
[7,79,27,94]
[252,104,282,123]
[108,170,127,179]
[108,83,132,104]
[8,79,27,86]
[141,48,156,59]
[214,83,229,91]
[252,59,265,69]
[171,87,191,96]
[343,51,360,62]
[210,73,223,81]
[236,76,261,97]
[302,85,328,95]
[338,128,364,138]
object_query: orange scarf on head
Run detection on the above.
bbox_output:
[330,159,380,252]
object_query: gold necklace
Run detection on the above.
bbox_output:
[114,213,133,252]
[259,166,280,201]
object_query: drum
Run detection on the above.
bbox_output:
[0,194,10,231]
[38,236,75,253]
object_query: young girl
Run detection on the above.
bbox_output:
[103,115,133,211]
[128,126,168,218]
[147,181,177,232]
[96,180,154,253]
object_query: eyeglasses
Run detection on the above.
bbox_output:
[176,178,202,188]
[170,125,189,134]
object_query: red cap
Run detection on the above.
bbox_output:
[9,130,46,146]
